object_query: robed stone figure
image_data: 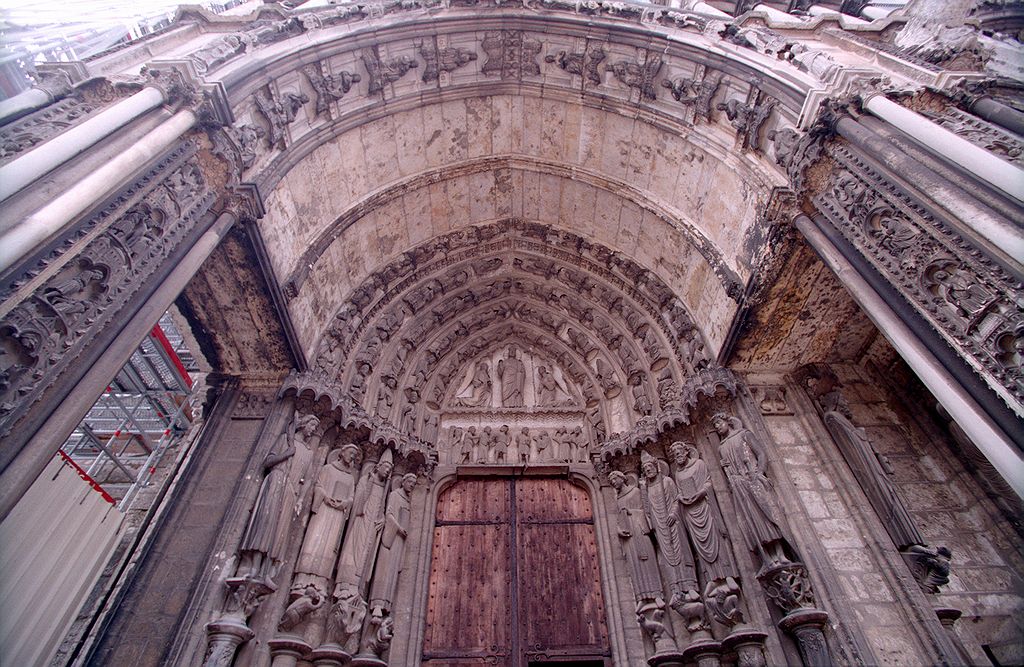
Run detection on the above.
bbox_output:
[610,469,677,655]
[335,450,394,591]
[670,441,743,626]
[669,441,737,582]
[713,412,789,566]
[369,473,418,615]
[292,443,363,594]
[639,451,699,598]
[238,411,319,580]
[819,388,924,550]
[498,345,526,407]
[610,470,663,600]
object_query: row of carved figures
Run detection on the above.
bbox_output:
[204,408,420,667]
[443,423,589,464]
[608,412,828,665]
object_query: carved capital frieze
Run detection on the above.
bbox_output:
[811,142,1024,414]
[0,141,217,446]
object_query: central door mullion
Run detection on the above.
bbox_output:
[509,478,521,667]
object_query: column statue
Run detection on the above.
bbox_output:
[712,412,790,567]
[335,450,394,590]
[609,470,677,656]
[369,473,418,615]
[669,441,743,627]
[238,411,318,582]
[639,451,701,629]
[291,444,363,597]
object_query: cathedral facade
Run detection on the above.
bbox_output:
[0,1,1022,666]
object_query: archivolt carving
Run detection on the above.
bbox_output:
[812,142,1024,412]
[0,142,216,443]
[309,222,721,447]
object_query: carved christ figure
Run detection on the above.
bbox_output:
[335,451,394,592]
[498,345,526,407]
[292,444,363,593]
[369,473,417,615]
[238,411,316,580]
[713,412,789,566]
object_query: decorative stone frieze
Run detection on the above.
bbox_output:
[544,45,606,86]
[253,88,309,150]
[418,43,477,83]
[812,141,1024,413]
[362,48,419,95]
[302,62,361,116]
[480,30,542,79]
[610,52,663,101]
[921,106,1023,168]
[0,96,100,164]
[661,69,723,123]
[0,141,217,445]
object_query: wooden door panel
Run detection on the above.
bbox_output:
[517,522,609,654]
[516,478,592,523]
[423,523,511,657]
[437,478,510,523]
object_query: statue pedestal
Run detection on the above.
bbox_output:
[203,617,254,667]
[309,643,353,667]
[682,638,722,667]
[349,655,387,667]
[268,635,312,667]
[723,627,768,667]
[779,608,831,667]
[648,650,687,667]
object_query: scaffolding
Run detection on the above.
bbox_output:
[58,312,199,511]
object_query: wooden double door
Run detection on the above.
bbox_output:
[422,477,610,666]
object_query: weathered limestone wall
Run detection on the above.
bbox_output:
[742,365,1024,666]
[257,94,781,361]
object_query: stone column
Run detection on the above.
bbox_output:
[0,107,198,273]
[0,209,237,521]
[792,214,1024,500]
[268,636,313,667]
[831,114,1024,262]
[969,96,1024,136]
[0,86,167,203]
[862,94,1024,202]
